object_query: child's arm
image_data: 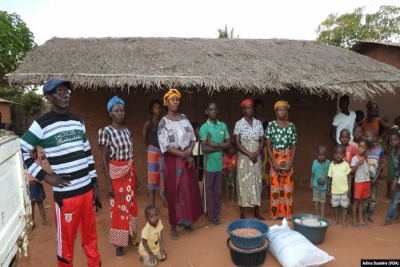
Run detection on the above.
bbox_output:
[347,174,352,198]
[141,238,156,264]
[350,159,363,173]
[310,172,314,189]
[327,176,332,195]
[372,161,382,184]
[159,230,167,259]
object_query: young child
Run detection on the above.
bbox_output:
[364,129,385,224]
[310,146,330,217]
[339,129,357,165]
[139,205,167,267]
[381,132,400,226]
[385,116,400,198]
[223,143,237,207]
[349,125,363,147]
[328,145,351,229]
[355,110,364,125]
[28,146,51,229]
[350,139,373,228]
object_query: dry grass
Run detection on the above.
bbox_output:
[7,37,400,99]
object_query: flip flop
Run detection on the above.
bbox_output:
[184,226,195,234]
[352,221,359,228]
[170,230,179,240]
[359,223,371,229]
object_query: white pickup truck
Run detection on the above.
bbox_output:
[0,136,31,267]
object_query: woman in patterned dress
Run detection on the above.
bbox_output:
[234,99,265,220]
[265,100,297,220]
[98,96,140,258]
[157,89,203,240]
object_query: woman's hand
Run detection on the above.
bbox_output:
[272,161,280,171]
[187,157,195,168]
[107,184,115,198]
[182,149,192,159]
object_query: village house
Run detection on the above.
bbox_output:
[7,37,400,187]
[350,41,400,123]
[0,98,12,125]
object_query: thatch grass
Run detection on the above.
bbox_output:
[7,37,400,99]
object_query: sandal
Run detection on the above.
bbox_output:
[184,225,195,234]
[381,220,392,226]
[359,222,371,229]
[170,229,179,240]
[352,221,359,228]
[116,247,124,259]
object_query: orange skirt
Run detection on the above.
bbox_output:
[269,149,293,219]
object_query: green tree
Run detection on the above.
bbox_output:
[218,25,239,38]
[0,11,36,84]
[316,5,400,48]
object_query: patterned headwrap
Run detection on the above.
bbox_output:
[240,99,253,109]
[366,100,377,109]
[163,89,181,106]
[274,100,290,120]
[107,95,125,112]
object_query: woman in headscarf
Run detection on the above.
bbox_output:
[157,89,203,240]
[254,99,270,189]
[142,99,167,207]
[234,99,265,220]
[358,100,392,133]
[98,95,140,258]
[265,100,297,220]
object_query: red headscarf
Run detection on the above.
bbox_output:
[240,99,253,109]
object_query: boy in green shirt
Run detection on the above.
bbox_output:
[199,103,231,226]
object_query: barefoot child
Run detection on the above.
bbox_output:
[382,132,400,226]
[223,143,237,207]
[310,146,330,217]
[328,145,351,228]
[139,205,167,267]
[364,129,385,224]
[350,139,373,228]
[27,146,51,228]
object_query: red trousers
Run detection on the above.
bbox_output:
[54,190,101,267]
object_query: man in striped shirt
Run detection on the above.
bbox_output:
[20,78,101,267]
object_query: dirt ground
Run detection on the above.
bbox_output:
[17,165,399,267]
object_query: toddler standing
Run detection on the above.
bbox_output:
[223,143,237,206]
[28,146,52,229]
[328,145,352,229]
[310,146,330,217]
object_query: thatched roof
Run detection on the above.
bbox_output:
[7,37,400,99]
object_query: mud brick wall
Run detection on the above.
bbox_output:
[70,89,336,192]
[0,102,11,123]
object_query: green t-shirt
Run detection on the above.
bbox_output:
[199,119,230,172]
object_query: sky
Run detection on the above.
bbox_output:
[2,0,400,45]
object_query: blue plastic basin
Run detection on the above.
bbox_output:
[227,219,269,250]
